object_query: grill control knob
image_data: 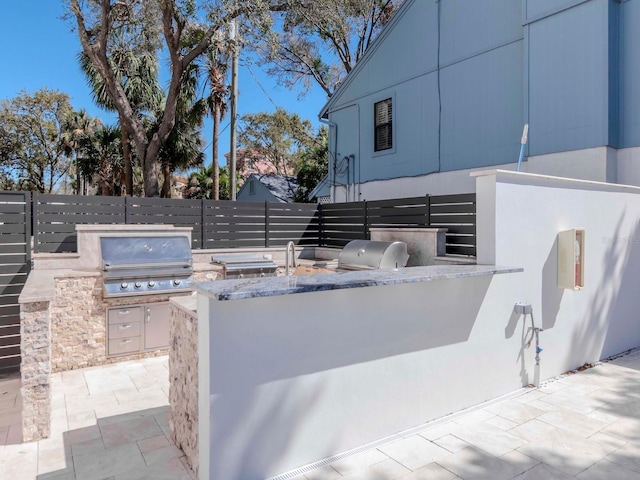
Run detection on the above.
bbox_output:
[134,282,142,289]
[148,281,155,288]
[173,279,181,286]
[120,282,128,290]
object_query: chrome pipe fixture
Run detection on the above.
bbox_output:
[285,241,297,276]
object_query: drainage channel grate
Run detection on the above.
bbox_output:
[266,386,531,480]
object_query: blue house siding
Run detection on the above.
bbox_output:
[440,0,522,65]
[327,0,525,186]
[329,1,438,109]
[321,0,640,195]
[609,0,620,148]
[524,0,592,21]
[236,178,278,203]
[621,0,640,147]
[440,39,524,172]
[527,0,611,156]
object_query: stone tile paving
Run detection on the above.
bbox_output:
[2,349,640,479]
[0,356,194,480]
[291,348,640,480]
[0,371,22,446]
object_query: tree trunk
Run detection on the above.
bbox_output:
[99,155,112,196]
[138,137,160,198]
[75,155,81,195]
[161,161,172,198]
[119,114,133,196]
[212,104,220,200]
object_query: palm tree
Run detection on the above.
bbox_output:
[203,44,230,200]
[157,62,207,198]
[61,109,101,194]
[79,50,163,195]
[174,27,231,200]
[78,125,123,196]
[158,116,206,198]
[185,164,230,200]
[185,164,214,199]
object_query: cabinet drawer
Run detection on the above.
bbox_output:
[108,306,143,325]
[109,322,142,340]
[108,336,141,356]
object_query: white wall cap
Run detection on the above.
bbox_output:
[471,169,640,195]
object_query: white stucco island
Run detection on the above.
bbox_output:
[194,264,523,480]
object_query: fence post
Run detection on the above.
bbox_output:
[125,195,131,224]
[426,194,431,227]
[25,192,33,263]
[318,203,324,247]
[363,201,369,240]
[31,192,38,254]
[265,201,270,247]
[201,198,206,249]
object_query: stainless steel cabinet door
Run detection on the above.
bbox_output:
[144,302,170,350]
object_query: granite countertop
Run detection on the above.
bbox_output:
[195,264,523,301]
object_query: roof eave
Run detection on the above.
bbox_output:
[317,0,415,119]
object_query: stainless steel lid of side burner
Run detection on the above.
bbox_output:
[100,236,193,298]
[211,254,278,279]
[338,240,410,271]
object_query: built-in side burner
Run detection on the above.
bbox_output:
[211,254,278,279]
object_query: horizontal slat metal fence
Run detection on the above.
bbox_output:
[367,196,431,229]
[266,203,320,247]
[203,201,268,249]
[34,194,125,252]
[318,202,367,248]
[0,191,31,373]
[429,193,477,256]
[12,192,477,372]
[126,197,203,249]
[31,193,475,255]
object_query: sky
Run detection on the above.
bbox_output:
[0,2,329,171]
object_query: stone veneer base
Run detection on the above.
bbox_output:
[18,268,216,444]
[20,301,51,442]
[169,300,199,476]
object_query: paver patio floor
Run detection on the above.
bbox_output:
[0,356,194,480]
[1,348,640,479]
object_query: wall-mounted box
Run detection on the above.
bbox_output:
[558,228,585,290]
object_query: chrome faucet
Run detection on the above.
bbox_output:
[285,241,297,276]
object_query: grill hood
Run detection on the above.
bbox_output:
[338,240,409,271]
[101,236,192,270]
[100,235,193,298]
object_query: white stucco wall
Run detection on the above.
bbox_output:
[331,145,640,201]
[197,170,640,479]
[525,146,617,183]
[198,273,522,480]
[477,170,640,370]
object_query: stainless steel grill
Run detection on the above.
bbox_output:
[100,236,193,298]
[211,254,278,279]
[338,240,409,271]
